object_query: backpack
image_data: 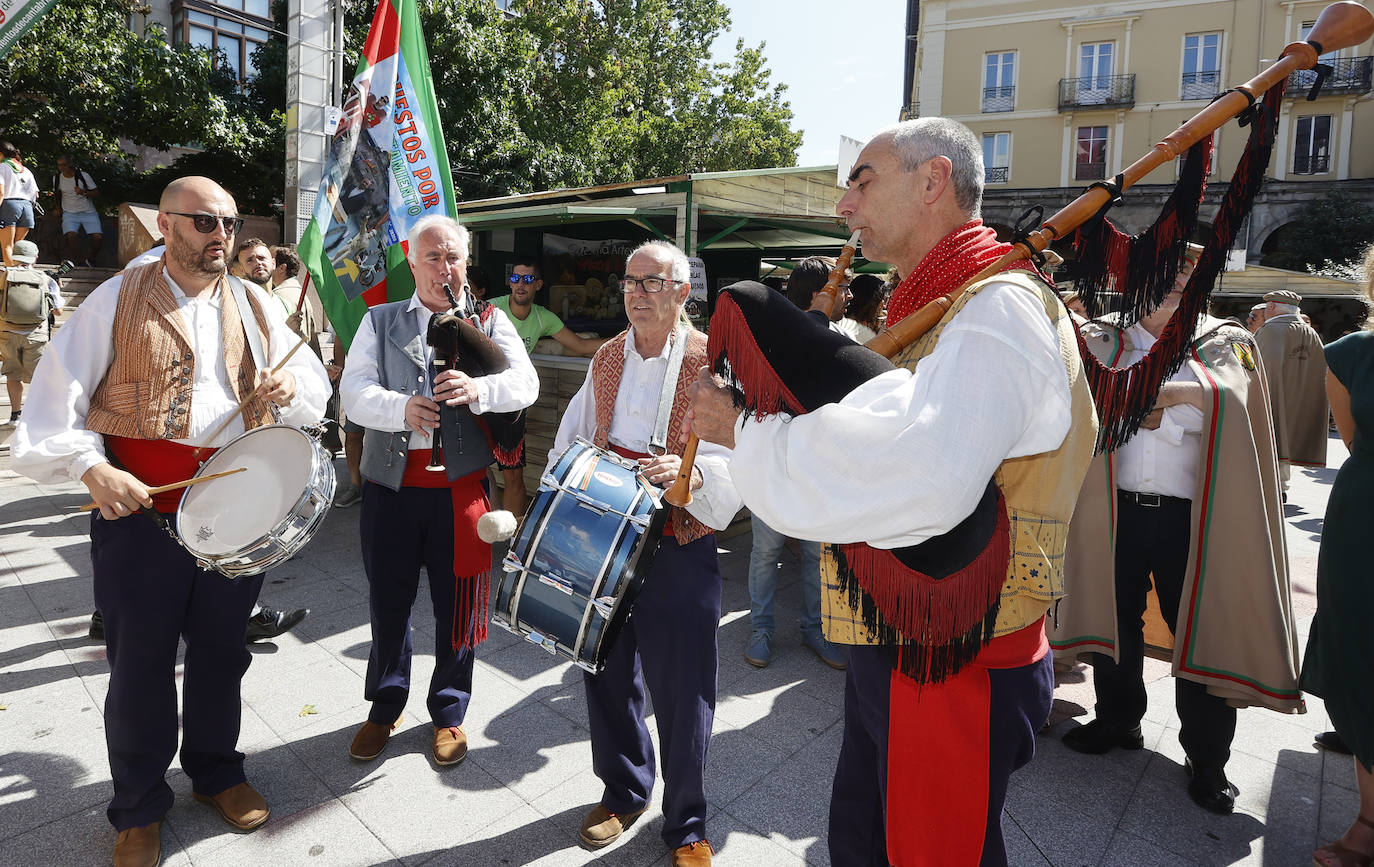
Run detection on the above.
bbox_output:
[0,267,50,326]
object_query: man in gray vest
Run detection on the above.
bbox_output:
[340,215,537,767]
[1,239,63,425]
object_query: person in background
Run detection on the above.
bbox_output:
[54,155,102,267]
[1255,289,1328,499]
[0,141,40,267]
[1,240,63,425]
[1246,302,1267,333]
[836,272,887,344]
[466,263,491,300]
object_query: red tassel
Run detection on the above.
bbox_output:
[451,568,491,652]
[705,294,807,418]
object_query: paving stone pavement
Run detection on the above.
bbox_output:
[0,409,1354,866]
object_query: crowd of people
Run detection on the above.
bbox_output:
[3,111,1371,867]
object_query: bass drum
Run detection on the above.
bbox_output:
[494,438,665,673]
[176,424,335,578]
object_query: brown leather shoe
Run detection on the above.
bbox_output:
[192,781,270,831]
[672,839,714,865]
[113,821,161,867]
[432,725,468,766]
[579,803,648,849]
[349,713,403,761]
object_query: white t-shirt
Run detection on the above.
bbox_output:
[0,162,38,202]
[58,171,97,213]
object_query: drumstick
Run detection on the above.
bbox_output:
[196,335,310,458]
[78,467,249,512]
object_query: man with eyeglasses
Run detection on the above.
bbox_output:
[488,256,606,512]
[12,176,330,867]
[549,240,739,866]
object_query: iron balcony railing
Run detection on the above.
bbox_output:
[1287,57,1374,95]
[1181,70,1221,100]
[985,166,1009,183]
[982,85,1015,112]
[1293,154,1331,174]
[1075,160,1108,181]
[1059,74,1135,111]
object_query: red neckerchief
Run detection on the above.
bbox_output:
[886,220,1038,326]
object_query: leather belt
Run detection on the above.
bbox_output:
[1119,489,1190,508]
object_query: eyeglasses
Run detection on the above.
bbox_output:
[508,273,537,284]
[167,212,244,235]
[619,276,677,294]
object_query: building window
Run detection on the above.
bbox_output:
[983,133,1011,183]
[1077,42,1114,105]
[172,0,273,81]
[1075,126,1108,181]
[1293,115,1332,174]
[1181,33,1222,99]
[983,52,1015,113]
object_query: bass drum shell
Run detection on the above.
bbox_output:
[495,439,665,673]
[175,424,335,578]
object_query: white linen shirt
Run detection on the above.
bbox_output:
[729,280,1073,549]
[340,291,538,450]
[13,269,331,484]
[550,326,742,531]
[1113,322,1204,499]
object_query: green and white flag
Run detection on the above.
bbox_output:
[298,0,455,349]
[0,0,62,58]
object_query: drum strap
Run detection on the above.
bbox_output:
[226,275,279,422]
[648,324,688,456]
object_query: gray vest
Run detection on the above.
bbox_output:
[359,301,494,491]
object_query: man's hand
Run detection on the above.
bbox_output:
[324,361,342,384]
[1155,381,1207,412]
[434,369,478,407]
[1140,407,1165,430]
[81,462,152,521]
[405,395,441,435]
[686,367,740,450]
[639,453,702,491]
[256,368,296,407]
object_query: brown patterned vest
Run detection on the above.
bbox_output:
[820,272,1099,644]
[86,261,275,440]
[590,327,712,545]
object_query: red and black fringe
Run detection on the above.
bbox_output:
[451,569,491,652]
[1077,82,1284,453]
[830,493,1011,685]
[705,292,807,418]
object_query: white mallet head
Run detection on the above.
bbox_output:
[477,509,518,543]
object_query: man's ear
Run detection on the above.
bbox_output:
[922,156,954,205]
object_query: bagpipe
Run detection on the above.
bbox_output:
[667,1,1374,684]
[424,282,525,472]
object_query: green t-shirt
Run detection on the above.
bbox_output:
[491,295,564,353]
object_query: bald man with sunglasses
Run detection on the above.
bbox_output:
[12,176,329,867]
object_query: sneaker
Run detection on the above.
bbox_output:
[334,483,362,507]
[0,412,18,429]
[744,629,773,668]
[802,630,848,670]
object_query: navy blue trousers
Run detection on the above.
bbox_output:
[359,482,475,727]
[828,645,1052,867]
[583,534,721,849]
[91,512,264,831]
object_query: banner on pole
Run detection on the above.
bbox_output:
[0,0,62,58]
[298,0,454,349]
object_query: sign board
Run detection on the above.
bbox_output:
[0,0,61,59]
[687,256,708,329]
[837,135,865,189]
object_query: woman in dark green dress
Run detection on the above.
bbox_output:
[1304,259,1374,867]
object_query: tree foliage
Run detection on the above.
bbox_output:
[1264,192,1374,273]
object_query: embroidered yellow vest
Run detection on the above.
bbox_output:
[590,327,713,546]
[820,272,1098,644]
[86,262,275,440]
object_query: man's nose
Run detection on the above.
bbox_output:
[836,189,856,219]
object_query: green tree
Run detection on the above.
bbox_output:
[1263,192,1374,272]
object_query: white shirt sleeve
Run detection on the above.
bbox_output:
[340,308,411,433]
[728,281,1073,549]
[473,306,539,415]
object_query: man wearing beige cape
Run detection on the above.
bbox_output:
[1255,289,1328,496]
[1051,255,1303,816]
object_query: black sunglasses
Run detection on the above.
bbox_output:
[168,212,244,235]
[508,273,537,284]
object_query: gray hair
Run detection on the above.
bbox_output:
[626,239,690,283]
[876,117,983,218]
[406,214,469,263]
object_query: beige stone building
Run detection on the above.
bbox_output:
[903,0,1374,271]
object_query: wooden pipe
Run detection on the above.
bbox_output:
[808,230,862,320]
[662,430,699,508]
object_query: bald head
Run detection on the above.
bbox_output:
[156,176,240,291]
[159,176,234,213]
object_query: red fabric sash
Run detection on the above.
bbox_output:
[608,444,675,537]
[885,617,1048,865]
[885,220,1040,327]
[104,435,209,512]
[401,451,491,650]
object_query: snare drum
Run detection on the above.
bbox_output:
[176,424,335,578]
[494,438,666,673]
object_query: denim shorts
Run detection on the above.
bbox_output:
[61,210,102,235]
[0,198,34,229]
